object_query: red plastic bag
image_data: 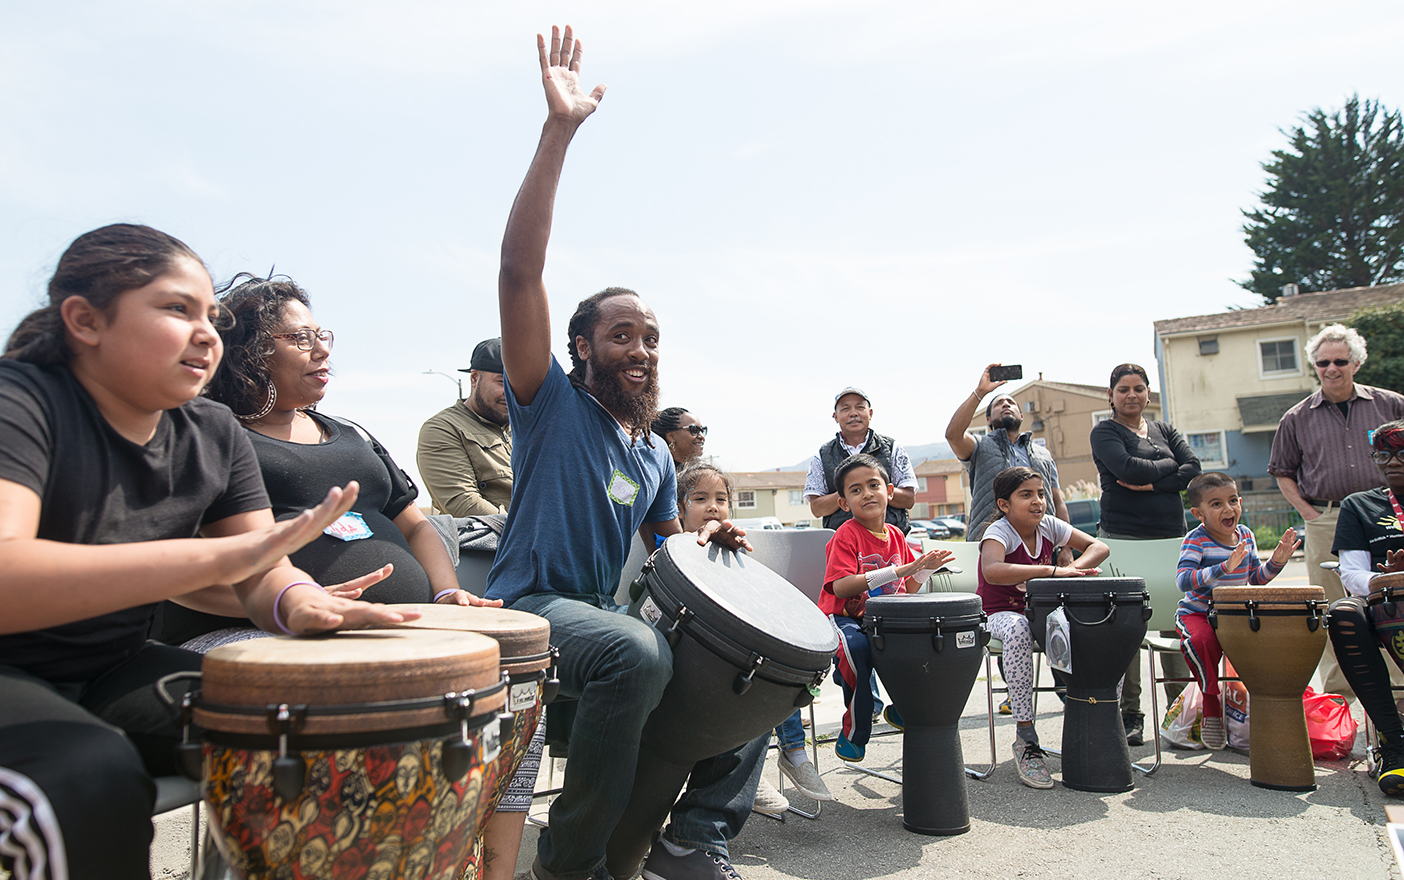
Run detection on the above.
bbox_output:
[1303,687,1357,760]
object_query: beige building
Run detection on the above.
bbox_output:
[1153,282,1404,490]
[730,471,814,527]
[964,379,1161,490]
[912,458,968,519]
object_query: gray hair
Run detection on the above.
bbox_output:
[1306,323,1368,366]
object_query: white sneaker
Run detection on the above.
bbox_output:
[751,776,789,818]
[1201,715,1227,750]
[778,754,833,801]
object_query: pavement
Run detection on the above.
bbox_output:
[150,558,1404,879]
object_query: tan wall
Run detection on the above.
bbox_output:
[1160,320,1320,433]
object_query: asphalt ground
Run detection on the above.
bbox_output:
[151,558,1404,879]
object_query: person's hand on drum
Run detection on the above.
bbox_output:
[1052,564,1100,577]
[694,518,753,552]
[1379,549,1404,574]
[1269,527,1301,567]
[276,583,422,635]
[434,589,504,608]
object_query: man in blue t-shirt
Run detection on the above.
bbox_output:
[489,26,753,880]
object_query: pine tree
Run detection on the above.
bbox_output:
[1240,95,1404,303]
[1350,301,1404,394]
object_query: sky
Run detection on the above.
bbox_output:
[3,1,1403,488]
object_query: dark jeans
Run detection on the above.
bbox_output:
[661,732,769,856]
[0,641,200,880]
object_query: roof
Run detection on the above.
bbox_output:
[731,471,807,489]
[1154,282,1404,337]
[1000,379,1161,405]
[915,458,965,475]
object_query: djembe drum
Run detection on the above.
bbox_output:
[1025,577,1150,792]
[1211,585,1327,790]
[384,604,558,880]
[190,629,506,880]
[607,535,839,878]
[863,592,988,835]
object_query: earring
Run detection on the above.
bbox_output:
[235,381,277,421]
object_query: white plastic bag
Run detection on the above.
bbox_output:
[1045,607,1072,674]
[1159,682,1206,750]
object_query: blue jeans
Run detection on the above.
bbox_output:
[511,593,673,880]
[662,731,769,856]
[776,711,806,752]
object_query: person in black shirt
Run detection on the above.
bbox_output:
[0,225,414,880]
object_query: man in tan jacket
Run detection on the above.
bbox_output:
[417,337,514,515]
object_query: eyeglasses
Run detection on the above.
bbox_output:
[272,329,334,351]
[1315,358,1351,368]
[1371,450,1404,464]
[684,425,708,437]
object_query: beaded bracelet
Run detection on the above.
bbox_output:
[273,581,326,635]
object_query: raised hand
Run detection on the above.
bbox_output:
[914,547,954,572]
[220,483,362,587]
[539,25,606,124]
[325,563,392,599]
[1225,538,1250,573]
[1270,527,1300,566]
[976,364,1006,397]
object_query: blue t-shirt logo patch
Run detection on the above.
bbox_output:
[608,469,641,506]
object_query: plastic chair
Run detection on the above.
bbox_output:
[919,540,981,593]
[742,528,835,818]
[1097,536,1197,774]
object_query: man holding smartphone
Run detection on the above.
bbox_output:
[945,363,1071,543]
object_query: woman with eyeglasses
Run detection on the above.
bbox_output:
[155,274,498,650]
[1089,362,1201,745]
[652,406,707,468]
[1327,419,1404,795]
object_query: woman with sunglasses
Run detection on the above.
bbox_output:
[652,407,707,468]
[156,274,498,649]
[1089,362,1201,745]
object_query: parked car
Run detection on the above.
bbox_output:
[907,519,952,540]
[1066,498,1101,536]
[730,516,785,531]
[931,516,967,536]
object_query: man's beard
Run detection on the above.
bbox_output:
[589,356,660,436]
[470,385,509,426]
[993,413,1022,432]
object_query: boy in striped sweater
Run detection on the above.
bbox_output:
[1176,472,1300,749]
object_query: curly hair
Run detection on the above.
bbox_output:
[203,274,311,416]
[1307,323,1368,366]
[5,224,204,365]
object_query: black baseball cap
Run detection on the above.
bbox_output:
[459,338,503,374]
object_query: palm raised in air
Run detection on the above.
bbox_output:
[539,25,606,124]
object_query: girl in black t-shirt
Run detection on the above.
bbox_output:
[0,224,416,880]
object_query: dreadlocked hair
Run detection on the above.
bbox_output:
[565,286,654,445]
[652,407,690,441]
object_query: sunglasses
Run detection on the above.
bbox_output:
[1315,358,1351,368]
[683,425,708,437]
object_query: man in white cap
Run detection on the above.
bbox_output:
[804,387,917,533]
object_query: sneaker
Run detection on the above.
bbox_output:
[1012,739,1054,789]
[998,697,1012,715]
[1200,715,1227,750]
[641,846,742,880]
[835,733,865,763]
[882,705,904,731]
[1123,713,1144,747]
[751,776,789,818]
[778,754,833,801]
[1378,741,1404,797]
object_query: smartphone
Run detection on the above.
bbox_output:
[989,364,1023,382]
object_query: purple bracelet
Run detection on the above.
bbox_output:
[433,588,460,603]
[273,581,326,635]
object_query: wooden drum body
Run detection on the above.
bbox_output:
[1025,577,1150,792]
[385,604,556,880]
[194,630,506,880]
[863,592,988,835]
[608,535,839,878]
[1211,585,1327,791]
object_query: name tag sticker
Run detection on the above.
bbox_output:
[957,631,977,649]
[639,596,663,626]
[509,682,538,713]
[324,511,373,541]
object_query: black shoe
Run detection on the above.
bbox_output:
[533,857,614,880]
[641,847,742,880]
[1378,741,1404,797]
[1123,714,1145,747]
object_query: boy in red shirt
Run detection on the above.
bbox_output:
[822,454,952,762]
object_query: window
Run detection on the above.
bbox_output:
[1091,409,1113,425]
[1198,336,1219,356]
[737,490,756,509]
[915,477,928,493]
[1259,337,1300,377]
[787,490,804,506]
[1186,431,1227,468]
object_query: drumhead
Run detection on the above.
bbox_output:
[196,629,504,736]
[643,534,838,673]
[1026,576,1147,604]
[1212,585,1325,606]
[864,593,985,631]
[382,604,551,671]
